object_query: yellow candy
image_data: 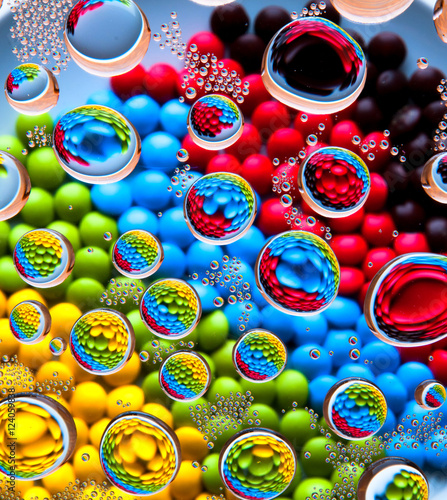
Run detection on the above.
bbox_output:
[107,384,144,418]
[175,427,209,462]
[23,486,51,500]
[59,349,96,382]
[196,493,212,500]
[18,334,52,369]
[142,403,174,429]
[73,417,89,451]
[49,302,81,342]
[0,317,19,356]
[0,289,6,318]
[119,487,172,500]
[103,351,141,386]
[14,480,35,496]
[42,463,76,494]
[170,460,203,500]
[6,289,46,314]
[73,445,106,483]
[45,393,71,412]
[89,417,111,448]
[36,361,75,393]
[71,381,107,423]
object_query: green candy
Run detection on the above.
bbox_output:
[73,246,111,283]
[105,276,145,314]
[239,378,276,406]
[66,277,104,311]
[8,223,35,252]
[0,221,11,257]
[47,221,81,253]
[39,274,73,300]
[331,463,364,489]
[209,376,242,400]
[0,256,25,292]
[171,396,207,428]
[280,409,319,450]
[127,309,150,351]
[20,187,54,226]
[293,477,333,500]
[142,371,172,407]
[275,370,309,410]
[0,135,26,165]
[211,340,237,377]
[195,310,229,352]
[54,182,92,222]
[79,212,118,250]
[15,113,53,144]
[244,403,279,431]
[26,147,66,191]
[202,454,224,494]
[300,437,337,477]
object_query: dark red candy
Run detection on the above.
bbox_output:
[362,247,397,281]
[368,32,407,70]
[239,74,271,116]
[426,217,447,253]
[389,105,422,143]
[241,154,274,195]
[187,31,225,59]
[409,67,445,106]
[210,4,249,43]
[393,232,430,255]
[143,63,178,104]
[428,350,447,385]
[110,64,147,100]
[331,235,369,266]
[364,173,388,212]
[257,198,292,235]
[225,124,262,161]
[339,267,365,296]
[376,70,409,112]
[352,97,384,134]
[252,101,291,141]
[294,112,333,143]
[359,132,391,172]
[330,207,364,234]
[329,120,362,151]
[206,154,241,175]
[254,5,291,44]
[391,200,425,231]
[397,344,433,363]
[267,128,305,161]
[361,212,396,246]
[181,135,216,172]
[229,34,266,75]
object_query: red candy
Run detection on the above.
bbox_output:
[110,64,147,100]
[206,154,241,175]
[331,235,369,266]
[361,212,396,246]
[304,141,329,157]
[257,198,291,236]
[330,207,364,233]
[329,120,363,151]
[143,63,178,104]
[393,232,430,255]
[241,155,274,195]
[364,173,388,212]
[359,132,391,172]
[220,58,245,78]
[181,135,216,172]
[339,267,365,296]
[362,247,396,281]
[238,74,271,116]
[225,123,262,161]
[176,69,204,104]
[267,128,305,161]
[187,31,225,60]
[252,101,291,141]
[397,344,433,364]
[428,350,447,385]
[294,112,333,143]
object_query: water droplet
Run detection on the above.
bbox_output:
[332,0,414,23]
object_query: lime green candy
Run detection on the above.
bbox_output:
[8,223,35,252]
[20,187,54,226]
[73,246,111,283]
[280,409,320,450]
[15,113,53,145]
[27,147,66,191]
[0,256,25,292]
[66,277,104,311]
[0,221,10,257]
[142,371,172,407]
[79,212,118,250]
[47,221,81,253]
[171,397,207,428]
[300,436,337,477]
[240,378,276,406]
[195,310,228,352]
[293,477,333,500]
[211,340,237,377]
[244,403,279,431]
[276,370,309,410]
[0,135,26,165]
[54,182,92,222]
[202,454,224,494]
[209,376,242,400]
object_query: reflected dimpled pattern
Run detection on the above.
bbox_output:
[140,279,201,339]
[69,308,135,375]
[233,330,287,383]
[100,412,181,495]
[0,150,31,222]
[53,105,140,184]
[414,379,446,410]
[13,229,75,288]
[219,428,296,500]
[9,300,51,344]
[298,147,370,218]
[159,350,211,401]
[323,378,387,440]
[255,231,340,315]
[113,230,164,279]
[421,152,447,204]
[364,253,447,346]
[184,172,256,245]
[261,18,366,114]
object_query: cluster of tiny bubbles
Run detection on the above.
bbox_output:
[167,159,194,199]
[414,379,446,410]
[323,377,387,440]
[433,78,447,152]
[219,428,297,500]
[0,150,31,222]
[9,300,52,344]
[421,151,447,203]
[34,371,74,399]
[187,94,244,150]
[191,255,254,332]
[232,329,287,382]
[261,17,366,114]
[357,457,429,500]
[191,460,208,472]
[255,230,340,315]
[140,278,202,339]
[184,172,256,244]
[364,252,447,347]
[25,125,53,151]
[69,308,135,375]
[153,11,186,59]
[291,1,327,18]
[99,412,181,495]
[180,47,249,103]
[189,391,255,448]
[52,105,141,184]
[100,277,145,308]
[0,392,77,480]
[148,338,195,365]
[5,63,59,115]
[0,356,35,395]
[13,228,75,288]
[6,0,72,72]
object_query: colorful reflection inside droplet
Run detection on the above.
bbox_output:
[9,300,51,344]
[159,350,211,401]
[184,172,256,245]
[298,147,370,218]
[0,393,76,480]
[323,377,387,440]
[70,308,135,375]
[421,152,447,204]
[261,18,366,114]
[0,150,31,222]
[364,253,447,346]
[255,230,340,315]
[13,229,75,288]
[219,428,296,500]
[415,379,446,410]
[233,329,287,383]
[53,105,140,184]
[140,279,201,339]
[100,411,181,495]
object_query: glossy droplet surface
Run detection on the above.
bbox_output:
[64,0,150,76]
[298,147,370,218]
[232,329,287,383]
[421,152,447,203]
[159,350,211,401]
[261,18,366,114]
[435,0,447,42]
[414,379,446,410]
[332,0,414,24]
[13,229,75,288]
[53,105,140,184]
[323,378,387,440]
[184,172,256,245]
[255,231,340,315]
[0,150,31,222]
[9,300,51,344]
[4,63,59,115]
[364,253,447,346]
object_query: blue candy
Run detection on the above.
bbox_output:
[309,375,337,415]
[385,436,425,468]
[171,172,202,207]
[261,305,294,343]
[188,280,220,314]
[122,95,160,137]
[375,373,407,415]
[186,241,224,274]
[361,341,400,375]
[396,362,434,399]
[160,99,189,138]
[323,297,361,329]
[380,408,396,436]
[131,170,172,211]
[355,314,377,344]
[118,207,159,235]
[336,363,375,381]
[323,329,362,368]
[153,243,185,279]
[291,314,328,346]
[141,132,181,172]
[86,89,122,110]
[91,181,132,216]
[159,207,195,249]
[290,344,332,380]
[225,226,265,266]
[425,431,447,468]
[223,301,261,337]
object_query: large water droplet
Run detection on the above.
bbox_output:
[332,0,414,24]
[0,150,31,222]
